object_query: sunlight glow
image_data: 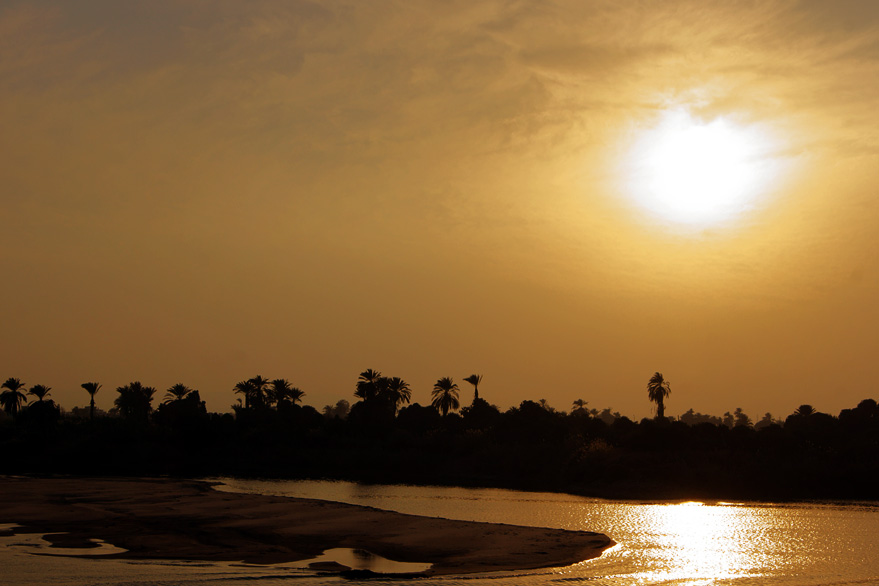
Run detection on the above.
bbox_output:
[624,109,783,226]
[629,501,774,584]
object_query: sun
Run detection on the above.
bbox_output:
[623,109,780,226]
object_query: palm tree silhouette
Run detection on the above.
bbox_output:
[646,372,671,419]
[288,387,305,404]
[28,384,52,402]
[247,375,271,409]
[233,375,271,410]
[464,374,483,401]
[384,377,412,411]
[355,369,383,401]
[81,382,101,420]
[794,404,816,417]
[234,380,256,409]
[431,377,460,417]
[269,378,292,407]
[114,381,156,422]
[163,383,194,404]
[538,398,552,411]
[269,378,305,407]
[0,378,27,416]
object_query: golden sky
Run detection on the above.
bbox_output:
[3,1,879,419]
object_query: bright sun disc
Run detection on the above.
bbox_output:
[624,109,780,225]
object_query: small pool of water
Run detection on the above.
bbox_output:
[289,547,432,574]
[0,525,127,557]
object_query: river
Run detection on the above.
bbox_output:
[2,478,877,585]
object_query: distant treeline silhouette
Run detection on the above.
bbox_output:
[1,373,878,501]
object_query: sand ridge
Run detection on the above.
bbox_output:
[0,476,614,575]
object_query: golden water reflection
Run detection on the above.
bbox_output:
[600,501,775,584]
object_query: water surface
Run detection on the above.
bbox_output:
[2,478,877,585]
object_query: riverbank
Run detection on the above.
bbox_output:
[0,477,613,575]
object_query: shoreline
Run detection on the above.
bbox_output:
[0,476,614,576]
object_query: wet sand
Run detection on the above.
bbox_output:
[0,477,613,575]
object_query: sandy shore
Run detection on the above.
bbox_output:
[0,477,613,575]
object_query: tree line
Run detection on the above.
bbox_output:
[0,370,797,427]
[0,370,483,424]
[2,372,878,501]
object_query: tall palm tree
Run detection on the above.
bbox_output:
[464,374,483,401]
[0,378,27,417]
[384,377,412,411]
[81,382,101,420]
[355,369,383,401]
[163,383,194,404]
[28,384,52,402]
[572,398,588,414]
[646,372,671,419]
[431,377,460,417]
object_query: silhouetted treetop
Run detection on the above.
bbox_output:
[0,378,27,417]
[647,372,671,419]
[164,384,194,404]
[432,377,460,417]
[114,381,156,423]
[269,379,305,408]
[27,384,52,402]
[384,377,412,411]
[355,369,383,402]
[81,382,101,420]
[234,379,256,409]
[794,404,816,417]
[464,374,483,401]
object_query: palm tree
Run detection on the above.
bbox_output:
[163,383,194,404]
[0,377,27,417]
[270,378,305,407]
[288,386,305,404]
[81,382,101,420]
[464,374,483,401]
[646,372,671,419]
[538,398,556,413]
[355,369,383,401]
[28,384,52,402]
[384,377,412,411]
[114,381,156,423]
[247,375,270,408]
[269,378,292,407]
[794,404,816,417]
[572,398,588,414]
[233,379,256,409]
[431,377,460,417]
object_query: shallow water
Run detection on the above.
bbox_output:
[2,479,878,585]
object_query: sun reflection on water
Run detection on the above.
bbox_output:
[611,501,774,585]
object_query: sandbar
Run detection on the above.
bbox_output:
[0,477,613,575]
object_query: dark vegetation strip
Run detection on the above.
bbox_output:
[1,374,878,501]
